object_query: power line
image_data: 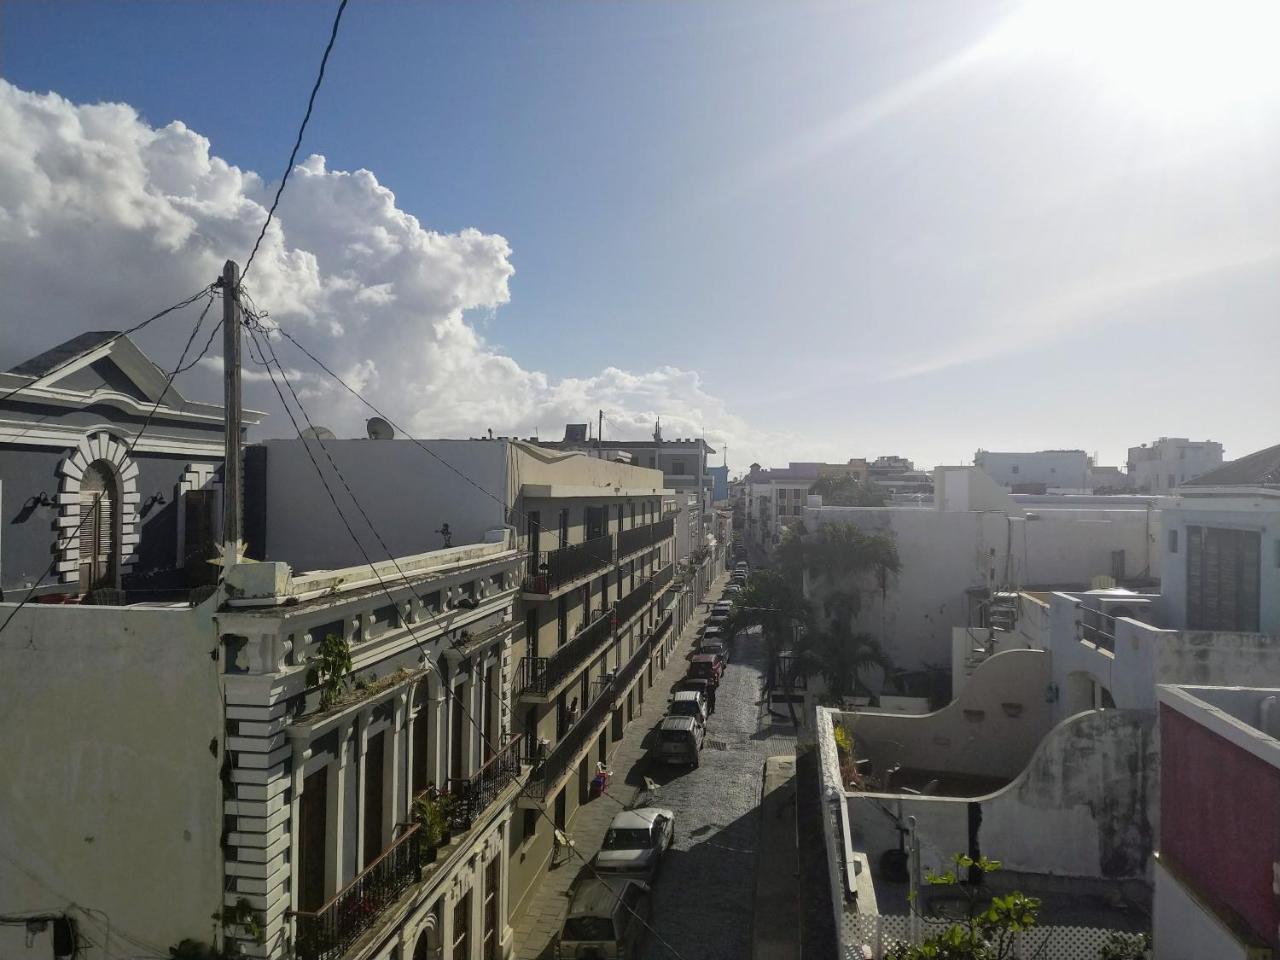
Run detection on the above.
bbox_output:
[239,311,688,960]
[0,287,220,641]
[241,0,350,283]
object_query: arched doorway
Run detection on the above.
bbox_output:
[411,912,442,960]
[79,460,119,593]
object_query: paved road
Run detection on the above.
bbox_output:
[509,582,799,960]
[636,621,797,960]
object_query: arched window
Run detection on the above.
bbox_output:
[79,460,119,592]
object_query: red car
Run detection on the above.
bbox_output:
[687,654,723,686]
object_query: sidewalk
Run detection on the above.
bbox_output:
[510,574,731,960]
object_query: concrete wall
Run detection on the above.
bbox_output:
[978,708,1155,878]
[251,439,509,571]
[1154,857,1255,960]
[974,450,1091,490]
[0,601,223,956]
[803,503,1157,670]
[843,649,1053,782]
[845,708,1156,882]
[1159,494,1280,634]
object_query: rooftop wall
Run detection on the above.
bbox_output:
[0,601,222,953]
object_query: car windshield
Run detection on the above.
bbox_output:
[690,662,713,678]
[563,917,616,942]
[603,827,652,850]
[661,728,691,743]
[670,701,699,716]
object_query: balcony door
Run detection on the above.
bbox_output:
[297,766,328,912]
[527,511,541,557]
[483,857,501,960]
[412,703,430,794]
[586,506,605,541]
[450,691,465,782]
[78,460,118,593]
[363,732,385,868]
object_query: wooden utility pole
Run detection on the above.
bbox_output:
[598,409,604,454]
[222,259,243,567]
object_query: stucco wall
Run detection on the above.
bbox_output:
[845,709,1156,882]
[804,504,1157,670]
[251,438,509,571]
[0,601,223,953]
[845,649,1052,781]
[979,709,1155,878]
[1153,857,1254,960]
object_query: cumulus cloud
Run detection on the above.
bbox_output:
[0,81,785,470]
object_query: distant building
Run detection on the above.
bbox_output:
[868,454,933,499]
[707,463,729,503]
[1127,437,1224,494]
[974,448,1091,492]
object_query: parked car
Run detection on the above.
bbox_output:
[688,653,723,685]
[707,612,731,629]
[724,584,743,596]
[711,601,734,614]
[699,641,728,665]
[656,715,704,767]
[735,562,749,571]
[593,808,676,880]
[667,689,708,726]
[701,625,725,644]
[558,878,651,959]
[675,676,713,699]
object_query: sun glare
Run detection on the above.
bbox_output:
[991,0,1280,118]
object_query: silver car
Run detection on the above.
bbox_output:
[592,807,676,879]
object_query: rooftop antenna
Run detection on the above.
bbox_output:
[598,409,603,452]
[654,417,662,442]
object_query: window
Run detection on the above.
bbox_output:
[78,460,119,593]
[1186,526,1261,632]
[452,892,470,960]
[1168,529,1178,554]
[557,595,568,648]
[1167,474,1175,489]
[672,460,686,475]
[523,809,538,842]
[525,608,539,658]
[483,857,500,960]
[1011,465,1020,475]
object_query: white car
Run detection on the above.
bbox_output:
[592,808,676,879]
[712,601,733,614]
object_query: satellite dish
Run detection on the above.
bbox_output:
[366,417,395,440]
[300,426,336,441]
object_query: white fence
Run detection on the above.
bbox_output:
[843,912,1132,960]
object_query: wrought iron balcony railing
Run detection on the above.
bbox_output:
[294,826,423,960]
[525,678,616,800]
[614,577,655,627]
[616,516,675,559]
[523,534,614,594]
[614,632,652,693]
[446,734,523,830]
[651,611,673,648]
[516,609,615,698]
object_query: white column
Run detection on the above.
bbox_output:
[286,731,309,921]
[330,721,351,893]
[354,708,372,868]
[389,691,407,832]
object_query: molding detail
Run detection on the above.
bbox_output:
[55,431,139,585]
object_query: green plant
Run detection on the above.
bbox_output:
[886,854,1040,960]
[306,632,353,709]
[413,794,447,848]
[1099,931,1151,960]
[214,898,265,946]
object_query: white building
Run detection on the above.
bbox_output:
[1127,437,1223,494]
[973,448,1091,492]
[802,467,1159,672]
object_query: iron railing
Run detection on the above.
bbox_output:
[517,610,615,698]
[651,611,674,649]
[615,577,655,627]
[294,827,423,960]
[523,534,614,594]
[447,734,523,830]
[652,561,674,594]
[613,633,651,693]
[616,516,675,559]
[525,679,616,800]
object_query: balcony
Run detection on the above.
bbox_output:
[616,516,675,560]
[523,534,614,596]
[447,734,524,830]
[613,632,652,693]
[652,561,674,595]
[652,610,673,649]
[614,577,655,628]
[517,609,615,699]
[294,827,424,960]
[525,677,616,800]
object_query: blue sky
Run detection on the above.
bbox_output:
[3,0,1277,470]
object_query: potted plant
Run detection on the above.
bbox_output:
[413,793,446,861]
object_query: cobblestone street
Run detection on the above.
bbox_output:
[510,574,798,960]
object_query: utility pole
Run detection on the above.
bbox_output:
[598,409,604,454]
[222,259,243,568]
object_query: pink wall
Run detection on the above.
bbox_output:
[1160,705,1280,948]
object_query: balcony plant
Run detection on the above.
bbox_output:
[412,792,448,860]
[307,632,354,710]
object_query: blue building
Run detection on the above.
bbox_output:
[708,463,729,503]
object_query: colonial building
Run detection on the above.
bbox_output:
[0,331,263,599]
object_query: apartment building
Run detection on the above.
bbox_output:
[1127,436,1224,494]
[744,460,869,548]
[973,448,1091,491]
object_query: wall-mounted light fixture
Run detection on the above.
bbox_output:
[144,492,167,508]
[26,491,55,509]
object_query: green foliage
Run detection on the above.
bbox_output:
[212,898,265,946]
[730,570,812,659]
[1099,931,1151,960]
[170,938,238,960]
[307,632,354,710]
[886,855,1041,960]
[809,474,890,507]
[413,793,448,848]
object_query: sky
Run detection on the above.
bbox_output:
[1,0,1277,473]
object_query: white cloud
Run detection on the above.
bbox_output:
[0,81,784,471]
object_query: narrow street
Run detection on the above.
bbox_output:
[511,578,799,960]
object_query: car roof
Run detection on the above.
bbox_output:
[567,878,640,917]
[608,807,673,830]
[660,715,698,731]
[691,653,718,663]
[672,690,702,702]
